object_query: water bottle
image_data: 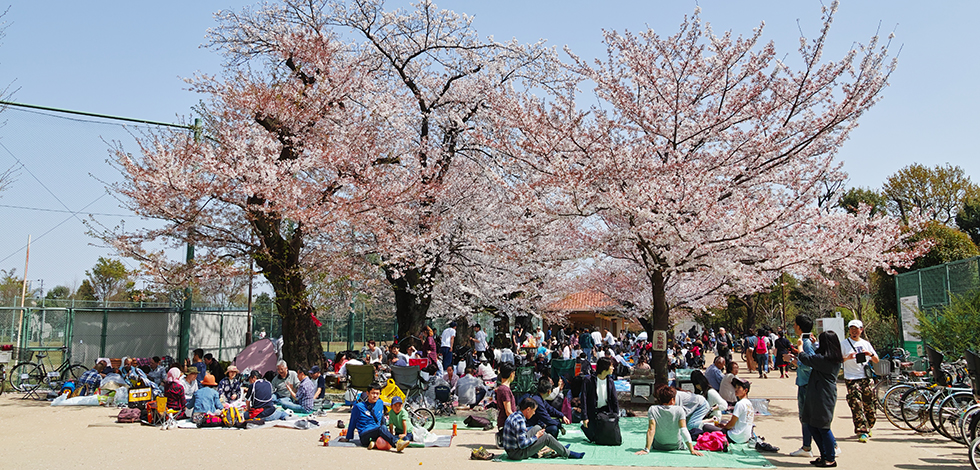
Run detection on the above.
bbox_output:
[452,421,458,436]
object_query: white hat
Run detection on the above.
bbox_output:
[847,319,864,329]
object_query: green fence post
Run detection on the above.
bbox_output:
[218,312,224,361]
[100,308,108,357]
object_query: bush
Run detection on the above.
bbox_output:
[914,289,980,359]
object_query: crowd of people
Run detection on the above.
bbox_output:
[65,317,884,466]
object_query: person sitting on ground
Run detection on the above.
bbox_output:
[389,344,408,367]
[146,356,166,386]
[454,366,488,409]
[580,356,620,444]
[164,367,187,419]
[181,368,199,414]
[528,377,570,438]
[502,397,584,460]
[719,361,740,405]
[203,353,226,381]
[367,340,383,364]
[476,358,496,382]
[217,365,242,402]
[187,348,206,383]
[703,377,755,443]
[245,370,286,421]
[339,382,410,452]
[119,357,135,377]
[705,356,725,391]
[309,366,325,400]
[388,396,414,448]
[338,354,364,378]
[285,368,316,413]
[271,360,301,408]
[635,385,704,457]
[76,362,106,396]
[674,388,711,431]
[192,373,222,423]
[635,355,651,371]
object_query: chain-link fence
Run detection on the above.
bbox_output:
[896,256,980,355]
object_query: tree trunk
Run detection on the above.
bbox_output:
[647,268,670,385]
[387,267,432,351]
[492,310,510,349]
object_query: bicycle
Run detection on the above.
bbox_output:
[7,347,88,393]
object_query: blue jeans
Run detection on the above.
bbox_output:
[583,347,593,362]
[808,425,836,462]
[279,397,309,413]
[686,401,710,430]
[798,387,812,448]
[440,346,453,372]
[755,353,769,374]
[359,425,399,447]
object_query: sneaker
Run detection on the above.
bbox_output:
[337,420,345,428]
[396,439,410,453]
[790,447,813,457]
[858,433,869,443]
[568,451,585,459]
[368,440,376,450]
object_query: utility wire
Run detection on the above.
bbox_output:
[0,203,134,218]
[0,141,89,226]
[0,193,106,265]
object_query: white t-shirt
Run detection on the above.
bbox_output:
[596,377,608,409]
[562,345,571,360]
[841,336,877,380]
[729,397,755,443]
[535,330,545,344]
[605,331,616,346]
[441,327,456,348]
[473,330,488,352]
[591,331,603,346]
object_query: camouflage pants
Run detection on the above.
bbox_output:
[845,378,876,434]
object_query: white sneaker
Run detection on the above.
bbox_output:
[834,445,842,456]
[789,447,813,457]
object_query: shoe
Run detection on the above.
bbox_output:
[790,447,813,457]
[834,445,841,456]
[568,451,585,459]
[396,439,410,453]
[858,433,869,443]
[368,440,376,450]
[815,461,837,467]
[337,420,345,428]
[810,458,824,465]
[560,426,567,435]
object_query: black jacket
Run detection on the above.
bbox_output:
[580,373,618,422]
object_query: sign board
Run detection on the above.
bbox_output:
[653,330,668,351]
[899,296,920,342]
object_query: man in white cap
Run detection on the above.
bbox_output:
[841,319,879,443]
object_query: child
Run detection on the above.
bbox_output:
[388,396,413,452]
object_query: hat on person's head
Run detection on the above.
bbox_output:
[732,377,751,390]
[226,365,239,374]
[391,396,403,405]
[848,319,864,329]
[449,321,457,328]
[201,373,218,386]
[185,368,199,376]
[308,365,320,375]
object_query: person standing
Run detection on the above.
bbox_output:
[754,329,770,378]
[786,315,838,458]
[579,329,595,363]
[440,321,457,374]
[841,319,879,442]
[471,323,489,361]
[797,331,844,467]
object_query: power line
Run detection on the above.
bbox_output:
[0,193,106,265]
[0,203,134,218]
[0,100,195,130]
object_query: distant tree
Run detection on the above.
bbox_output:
[882,163,979,225]
[956,196,980,248]
[74,279,97,301]
[840,187,888,217]
[45,285,71,300]
[85,257,131,301]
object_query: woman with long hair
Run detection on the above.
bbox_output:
[422,325,439,370]
[796,331,843,468]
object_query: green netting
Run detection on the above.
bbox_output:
[498,417,773,468]
[918,266,949,308]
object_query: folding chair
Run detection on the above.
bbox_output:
[346,364,377,393]
[550,359,576,385]
[390,365,423,401]
[511,366,536,394]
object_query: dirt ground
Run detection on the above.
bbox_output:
[0,355,972,470]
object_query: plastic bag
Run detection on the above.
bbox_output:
[52,394,101,406]
[114,386,129,405]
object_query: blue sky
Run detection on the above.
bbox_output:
[0,0,975,292]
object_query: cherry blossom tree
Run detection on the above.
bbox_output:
[493,3,924,382]
[103,0,568,364]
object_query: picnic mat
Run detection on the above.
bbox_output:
[500,417,773,468]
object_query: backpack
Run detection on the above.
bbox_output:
[117,407,141,423]
[755,337,768,354]
[222,406,245,427]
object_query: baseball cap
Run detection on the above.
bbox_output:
[732,377,751,390]
[848,319,864,329]
[391,396,403,404]
[308,366,320,374]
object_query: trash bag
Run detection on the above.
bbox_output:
[100,374,128,390]
[51,394,101,406]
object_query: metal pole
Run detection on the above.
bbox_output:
[177,117,202,363]
[100,308,108,356]
[15,235,31,351]
[246,257,253,344]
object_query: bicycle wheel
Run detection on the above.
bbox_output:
[8,362,43,392]
[884,383,914,430]
[62,364,88,383]
[929,389,952,439]
[901,386,936,432]
[937,391,974,444]
[970,436,980,470]
[965,404,980,444]
[410,407,436,431]
[875,377,894,409]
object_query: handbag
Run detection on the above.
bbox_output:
[592,410,622,446]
